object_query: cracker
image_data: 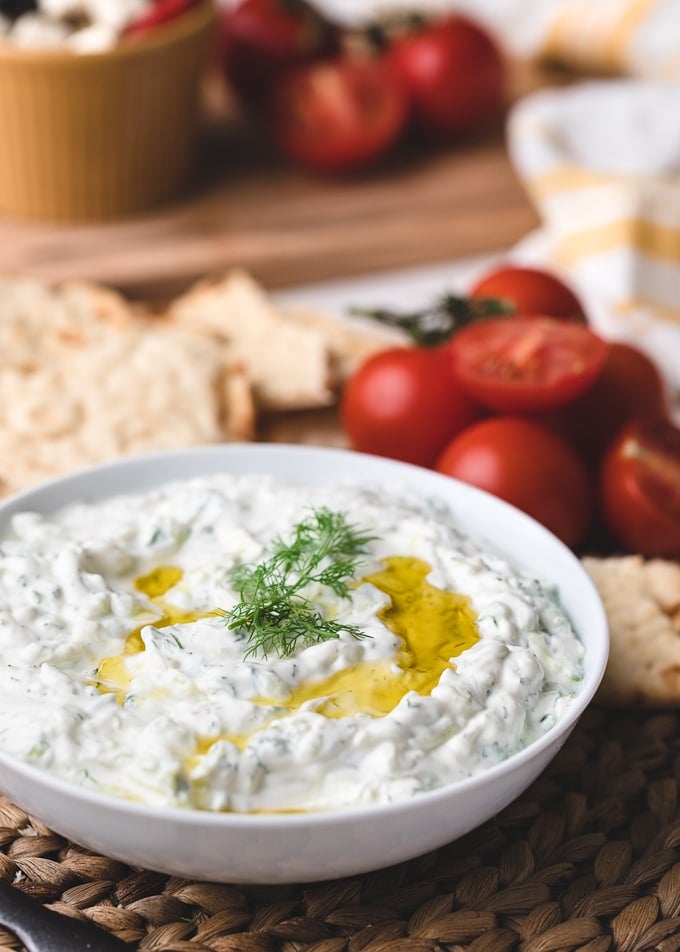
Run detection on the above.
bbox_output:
[583,555,680,707]
[167,270,334,411]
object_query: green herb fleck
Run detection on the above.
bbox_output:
[225,508,374,659]
[28,738,48,759]
[151,628,184,651]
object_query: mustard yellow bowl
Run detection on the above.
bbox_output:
[0,0,215,221]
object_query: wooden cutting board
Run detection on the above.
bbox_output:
[0,65,554,301]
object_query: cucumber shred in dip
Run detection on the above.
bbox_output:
[0,475,583,813]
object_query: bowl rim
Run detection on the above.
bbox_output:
[0,0,215,64]
[0,442,610,827]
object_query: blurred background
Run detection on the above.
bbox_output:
[0,0,678,558]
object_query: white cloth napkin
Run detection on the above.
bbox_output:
[508,79,680,394]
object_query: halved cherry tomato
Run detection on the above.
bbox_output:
[125,0,195,39]
[436,416,592,548]
[272,58,408,172]
[341,347,482,467]
[470,266,586,322]
[600,419,680,557]
[388,15,505,138]
[447,316,610,413]
[535,342,669,466]
[218,0,339,106]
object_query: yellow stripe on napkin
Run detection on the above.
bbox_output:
[617,299,680,324]
[544,0,662,74]
[555,218,680,268]
[527,166,614,204]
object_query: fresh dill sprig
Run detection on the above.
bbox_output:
[225,507,375,659]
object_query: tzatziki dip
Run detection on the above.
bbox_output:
[0,475,584,813]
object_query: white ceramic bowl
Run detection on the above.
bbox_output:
[0,444,608,884]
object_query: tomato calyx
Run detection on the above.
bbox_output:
[275,0,337,54]
[220,0,340,108]
[350,293,514,347]
[349,267,589,346]
[278,0,318,14]
[361,10,429,50]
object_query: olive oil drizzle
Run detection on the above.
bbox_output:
[254,556,479,718]
[96,559,480,761]
[188,557,479,769]
[135,566,183,599]
[94,567,215,701]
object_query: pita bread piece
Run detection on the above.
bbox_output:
[0,276,137,369]
[0,324,254,497]
[283,306,410,384]
[168,270,334,411]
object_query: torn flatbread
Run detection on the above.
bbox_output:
[167,270,334,411]
[0,277,255,495]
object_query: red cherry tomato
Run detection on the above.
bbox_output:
[219,0,339,106]
[388,15,505,137]
[536,342,669,466]
[600,419,680,557]
[272,59,408,173]
[125,0,195,39]
[470,266,586,322]
[341,347,482,468]
[447,316,610,413]
[436,417,593,548]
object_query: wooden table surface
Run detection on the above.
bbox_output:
[0,65,552,300]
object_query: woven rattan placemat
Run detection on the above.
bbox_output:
[1,706,679,952]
